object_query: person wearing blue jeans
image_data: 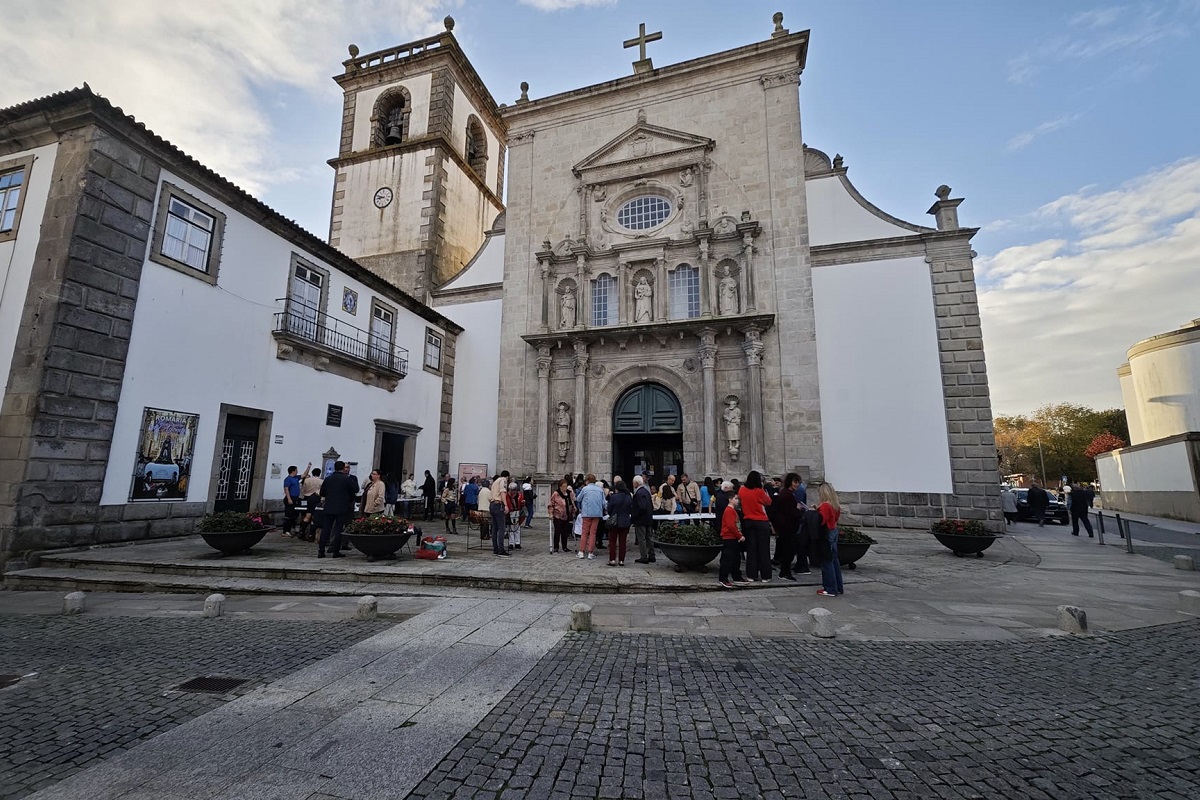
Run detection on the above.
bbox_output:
[816,483,844,596]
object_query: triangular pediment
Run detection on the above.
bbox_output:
[573,121,714,178]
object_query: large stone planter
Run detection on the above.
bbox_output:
[933,532,1001,558]
[838,541,872,569]
[651,540,722,573]
[343,531,415,562]
[200,528,271,556]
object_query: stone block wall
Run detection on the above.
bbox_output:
[0,125,208,566]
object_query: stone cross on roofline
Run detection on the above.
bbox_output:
[623,22,663,74]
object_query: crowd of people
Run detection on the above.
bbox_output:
[275,462,849,596]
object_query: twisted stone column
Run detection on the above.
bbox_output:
[572,340,589,475]
[535,345,551,473]
[699,329,718,476]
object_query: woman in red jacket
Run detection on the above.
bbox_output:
[816,482,843,597]
[737,470,773,582]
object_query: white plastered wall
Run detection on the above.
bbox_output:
[812,256,953,493]
[1128,341,1200,444]
[351,74,433,152]
[100,171,447,505]
[0,143,59,395]
[806,174,920,246]
[1118,368,1146,445]
[1096,441,1195,492]
[336,150,430,259]
[440,297,500,474]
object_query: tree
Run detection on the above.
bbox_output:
[1085,432,1126,459]
[992,404,1131,484]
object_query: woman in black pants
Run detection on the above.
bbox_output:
[737,470,774,582]
[770,473,803,580]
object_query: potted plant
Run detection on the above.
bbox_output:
[651,522,723,573]
[342,515,417,562]
[931,518,1001,557]
[197,511,272,555]
[837,525,876,569]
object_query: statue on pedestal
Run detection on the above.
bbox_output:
[718,267,739,315]
[634,276,653,323]
[555,402,572,462]
[560,286,577,329]
[723,395,742,461]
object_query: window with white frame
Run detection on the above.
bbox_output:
[0,155,34,243]
[669,265,701,320]
[149,183,226,283]
[369,303,395,367]
[287,260,325,341]
[616,195,672,231]
[591,274,617,327]
[424,328,443,372]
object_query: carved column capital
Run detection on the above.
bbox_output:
[742,327,764,366]
[572,339,590,375]
[536,344,552,377]
[698,328,718,369]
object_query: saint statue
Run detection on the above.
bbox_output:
[723,396,742,461]
[560,286,577,328]
[718,267,739,316]
[555,402,572,462]
[633,276,653,323]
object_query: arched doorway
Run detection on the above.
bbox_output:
[612,383,683,486]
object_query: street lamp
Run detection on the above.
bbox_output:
[1037,437,1047,485]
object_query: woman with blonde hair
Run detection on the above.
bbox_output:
[816,482,843,597]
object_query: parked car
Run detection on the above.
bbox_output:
[1012,488,1069,525]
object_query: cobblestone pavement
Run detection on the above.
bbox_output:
[410,621,1200,800]
[0,616,390,799]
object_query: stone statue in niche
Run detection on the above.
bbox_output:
[593,184,606,202]
[714,216,737,236]
[679,167,694,187]
[717,266,739,315]
[633,276,653,323]
[555,401,572,462]
[723,395,742,461]
[560,286,577,328]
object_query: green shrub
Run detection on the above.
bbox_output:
[837,525,876,544]
[654,522,721,546]
[931,518,989,536]
[344,515,413,536]
[197,511,269,533]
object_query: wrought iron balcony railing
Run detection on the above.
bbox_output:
[272,304,409,378]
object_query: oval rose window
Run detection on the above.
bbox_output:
[616,195,672,231]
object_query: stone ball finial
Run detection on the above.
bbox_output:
[832,153,844,169]
[935,184,952,200]
[773,12,784,28]
[348,44,360,58]
[444,15,455,32]
[636,108,647,124]
[519,81,529,102]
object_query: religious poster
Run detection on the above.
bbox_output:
[457,462,489,487]
[128,407,199,502]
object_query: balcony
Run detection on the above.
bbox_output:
[272,305,409,391]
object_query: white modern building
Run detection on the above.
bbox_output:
[1097,319,1200,522]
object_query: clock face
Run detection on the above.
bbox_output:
[373,187,393,208]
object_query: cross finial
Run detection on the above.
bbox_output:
[623,22,662,74]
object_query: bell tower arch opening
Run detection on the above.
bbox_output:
[611,382,683,486]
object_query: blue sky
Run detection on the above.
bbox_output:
[2,0,1198,417]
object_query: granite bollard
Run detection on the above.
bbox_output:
[808,607,835,638]
[203,593,226,618]
[1180,590,1200,616]
[356,595,379,620]
[1057,605,1088,634]
[570,603,592,632]
[1173,555,1195,571]
[62,592,86,616]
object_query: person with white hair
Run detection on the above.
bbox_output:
[631,473,656,564]
[505,481,524,549]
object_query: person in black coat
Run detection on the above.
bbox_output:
[318,461,359,558]
[769,473,803,580]
[606,480,633,566]
[1027,481,1050,527]
[421,470,436,520]
[1070,483,1096,537]
[632,475,656,564]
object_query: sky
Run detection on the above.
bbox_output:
[1,0,1198,417]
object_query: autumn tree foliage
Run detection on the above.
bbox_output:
[994,404,1130,483]
[1085,431,1127,459]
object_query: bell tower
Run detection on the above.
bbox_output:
[328,16,506,299]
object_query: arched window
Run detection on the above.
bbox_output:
[466,116,487,176]
[669,264,700,320]
[372,86,412,148]
[591,273,617,327]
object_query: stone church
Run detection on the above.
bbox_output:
[332,12,1003,530]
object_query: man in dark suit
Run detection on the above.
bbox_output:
[1070,483,1096,537]
[421,469,437,520]
[631,474,656,564]
[319,460,358,558]
[1027,481,1050,528]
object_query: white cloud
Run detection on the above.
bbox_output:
[1069,7,1122,28]
[0,0,445,197]
[979,157,1200,415]
[1005,113,1084,152]
[519,0,617,9]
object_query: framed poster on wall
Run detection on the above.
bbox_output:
[457,462,489,488]
[129,407,199,502]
